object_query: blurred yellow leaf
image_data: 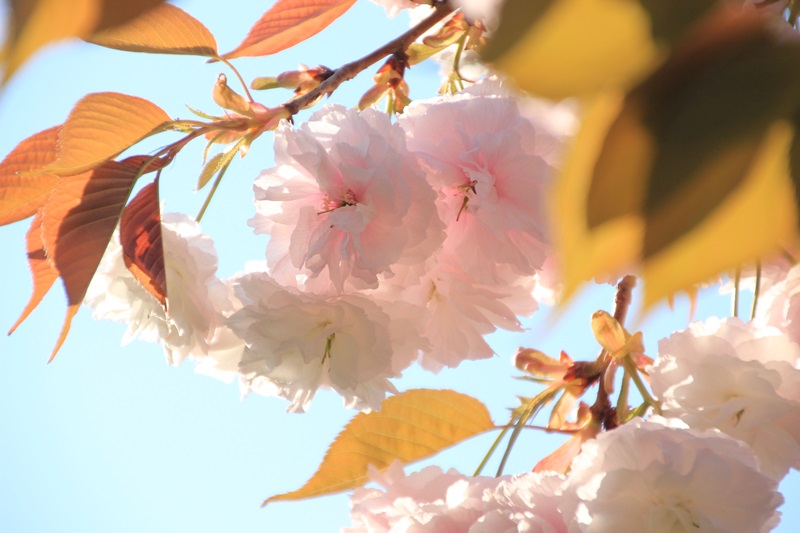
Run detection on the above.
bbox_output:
[642,121,798,306]
[553,94,644,300]
[88,3,218,57]
[2,0,163,82]
[554,8,800,306]
[264,389,493,504]
[482,0,662,99]
[43,92,171,176]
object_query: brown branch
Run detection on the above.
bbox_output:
[613,275,637,327]
[283,3,456,115]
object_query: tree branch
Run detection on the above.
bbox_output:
[283,3,456,115]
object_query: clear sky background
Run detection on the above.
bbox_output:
[0,1,798,531]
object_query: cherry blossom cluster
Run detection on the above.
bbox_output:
[79,1,800,525]
[85,79,565,413]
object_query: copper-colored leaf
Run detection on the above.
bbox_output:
[43,92,171,176]
[221,0,356,60]
[120,180,166,306]
[2,0,164,83]
[88,3,218,57]
[93,0,168,33]
[40,160,140,360]
[0,126,62,226]
[264,389,493,504]
[8,212,60,335]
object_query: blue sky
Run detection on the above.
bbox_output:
[0,1,798,531]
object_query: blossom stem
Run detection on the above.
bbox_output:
[622,355,661,414]
[218,56,255,103]
[616,371,631,420]
[495,387,559,476]
[473,425,509,476]
[283,3,455,115]
[196,155,230,222]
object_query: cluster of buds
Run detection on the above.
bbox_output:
[512,308,656,474]
[250,64,334,98]
[358,52,411,114]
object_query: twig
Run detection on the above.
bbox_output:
[283,3,455,115]
[613,275,637,325]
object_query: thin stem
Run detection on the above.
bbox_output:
[495,410,532,477]
[613,275,637,325]
[473,425,509,476]
[196,158,230,222]
[284,4,455,115]
[751,260,762,321]
[219,56,255,102]
[451,32,469,88]
[622,355,661,414]
[495,387,558,477]
[733,266,742,318]
[616,370,631,420]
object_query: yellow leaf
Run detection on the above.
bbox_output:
[552,94,644,301]
[264,389,493,504]
[483,0,662,99]
[2,0,164,83]
[2,0,96,82]
[87,3,217,57]
[43,92,171,176]
[642,121,798,306]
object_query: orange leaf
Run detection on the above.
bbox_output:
[0,126,62,226]
[120,180,166,306]
[43,92,171,176]
[221,0,356,60]
[93,0,166,33]
[8,212,60,335]
[40,160,140,360]
[88,3,218,57]
[264,389,493,505]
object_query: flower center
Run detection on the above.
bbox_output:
[318,189,357,215]
[455,180,477,221]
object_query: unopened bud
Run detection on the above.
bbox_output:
[591,310,627,356]
[213,73,254,117]
[514,347,566,379]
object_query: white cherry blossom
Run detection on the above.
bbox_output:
[562,417,783,533]
[651,318,800,479]
[84,213,226,366]
[346,462,568,532]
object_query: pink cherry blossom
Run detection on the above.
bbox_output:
[251,105,443,294]
[370,260,538,370]
[398,86,555,283]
